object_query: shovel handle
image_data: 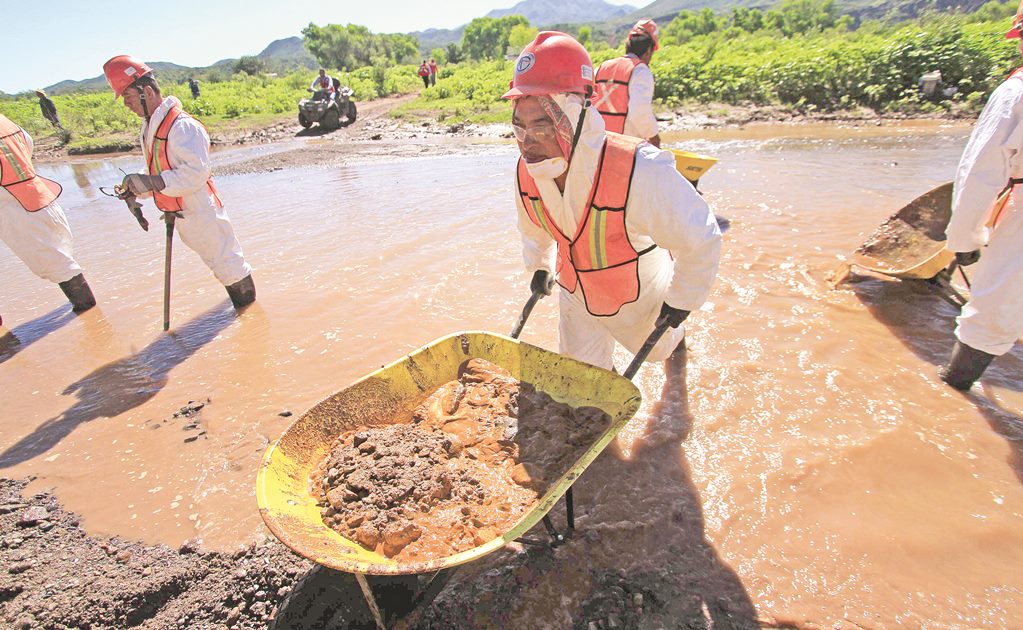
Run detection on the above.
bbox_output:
[623,321,673,380]
[510,289,545,340]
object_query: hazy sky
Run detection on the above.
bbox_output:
[3,0,640,94]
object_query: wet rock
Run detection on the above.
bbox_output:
[9,561,32,574]
[18,506,49,526]
[382,523,422,557]
[13,615,36,630]
[278,410,293,417]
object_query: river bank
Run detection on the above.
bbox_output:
[29,95,974,167]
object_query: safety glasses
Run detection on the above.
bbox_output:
[511,123,557,143]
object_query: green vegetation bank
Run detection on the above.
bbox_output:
[2,0,1020,153]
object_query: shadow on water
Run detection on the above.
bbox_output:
[418,347,759,629]
[0,306,78,364]
[854,276,1023,487]
[0,303,238,469]
[852,276,1023,392]
[271,349,758,629]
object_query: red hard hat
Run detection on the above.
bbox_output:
[502,31,593,99]
[629,19,660,51]
[103,55,153,98]
[1007,13,1023,39]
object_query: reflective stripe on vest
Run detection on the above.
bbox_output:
[517,132,655,317]
[593,56,642,135]
[146,105,222,212]
[0,114,61,212]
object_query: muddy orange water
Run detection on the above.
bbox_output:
[4,121,1023,626]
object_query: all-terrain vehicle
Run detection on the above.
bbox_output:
[298,84,357,131]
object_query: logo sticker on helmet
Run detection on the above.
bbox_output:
[581,65,593,81]
[516,53,535,75]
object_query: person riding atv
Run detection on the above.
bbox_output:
[298,80,357,131]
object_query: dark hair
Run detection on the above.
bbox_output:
[133,73,160,93]
[626,34,653,57]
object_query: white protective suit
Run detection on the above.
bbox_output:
[515,94,721,370]
[0,127,82,284]
[140,96,251,286]
[947,68,1023,356]
[621,54,659,141]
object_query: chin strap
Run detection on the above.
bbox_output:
[134,84,152,121]
[568,91,591,163]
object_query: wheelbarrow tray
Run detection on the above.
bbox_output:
[670,149,718,184]
[852,182,955,280]
[256,331,642,576]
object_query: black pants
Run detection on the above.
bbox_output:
[421,76,430,88]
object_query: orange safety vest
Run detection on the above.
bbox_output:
[517,132,656,317]
[593,56,642,135]
[0,114,61,212]
[984,66,1023,230]
[146,105,222,212]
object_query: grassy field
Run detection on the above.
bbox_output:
[1,66,424,154]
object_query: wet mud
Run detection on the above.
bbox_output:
[313,358,611,561]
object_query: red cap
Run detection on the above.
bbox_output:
[103,55,153,98]
[502,31,593,99]
[629,19,660,51]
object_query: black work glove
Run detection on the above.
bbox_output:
[530,270,554,296]
[955,250,981,267]
[656,303,690,329]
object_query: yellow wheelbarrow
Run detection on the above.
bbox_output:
[257,287,680,627]
[835,182,969,306]
[670,149,718,188]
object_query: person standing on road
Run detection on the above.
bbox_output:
[0,112,96,312]
[592,19,662,147]
[429,58,439,86]
[35,90,64,131]
[418,61,431,89]
[505,32,721,371]
[103,55,255,309]
[940,9,1023,390]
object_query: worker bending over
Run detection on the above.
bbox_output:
[593,19,662,147]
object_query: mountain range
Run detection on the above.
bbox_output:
[23,0,993,96]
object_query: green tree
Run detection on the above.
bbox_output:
[508,24,539,54]
[234,56,265,75]
[446,42,463,64]
[777,0,838,36]
[303,23,420,70]
[578,25,593,48]
[462,15,529,60]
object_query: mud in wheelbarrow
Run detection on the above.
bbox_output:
[258,331,642,627]
[834,182,968,306]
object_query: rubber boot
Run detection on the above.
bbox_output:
[58,273,96,313]
[225,274,256,309]
[939,340,995,391]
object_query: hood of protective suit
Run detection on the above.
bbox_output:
[523,92,607,192]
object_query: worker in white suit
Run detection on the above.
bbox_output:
[941,9,1023,390]
[103,54,255,309]
[0,113,96,312]
[505,31,721,371]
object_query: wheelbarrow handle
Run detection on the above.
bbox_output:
[623,320,673,380]
[509,288,546,340]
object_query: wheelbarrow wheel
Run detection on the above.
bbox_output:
[272,565,421,629]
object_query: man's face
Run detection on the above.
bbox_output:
[512,96,563,164]
[121,85,156,119]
